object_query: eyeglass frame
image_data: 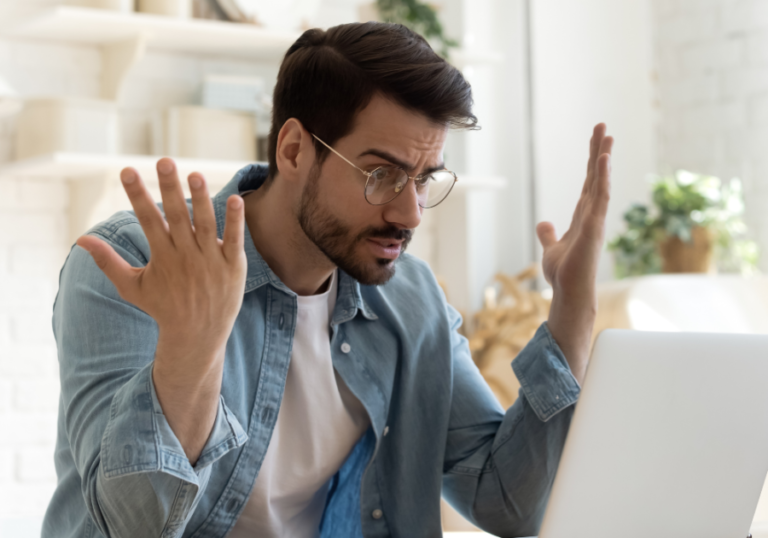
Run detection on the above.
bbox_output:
[310,133,458,209]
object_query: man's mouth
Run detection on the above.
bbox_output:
[366,238,403,260]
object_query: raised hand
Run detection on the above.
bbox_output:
[77,159,247,357]
[536,124,614,383]
[76,158,247,463]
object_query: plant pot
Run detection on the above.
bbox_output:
[658,226,714,273]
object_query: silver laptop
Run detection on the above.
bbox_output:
[539,329,768,538]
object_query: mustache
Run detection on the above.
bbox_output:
[357,225,413,243]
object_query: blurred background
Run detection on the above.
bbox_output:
[3,0,768,535]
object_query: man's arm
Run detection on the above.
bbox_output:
[77,159,247,464]
[537,123,614,383]
[441,305,579,536]
[55,239,247,538]
[57,159,249,537]
[442,125,613,534]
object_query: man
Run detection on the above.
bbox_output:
[43,22,612,538]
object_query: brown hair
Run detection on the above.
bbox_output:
[266,21,477,180]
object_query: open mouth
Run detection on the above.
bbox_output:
[367,238,402,260]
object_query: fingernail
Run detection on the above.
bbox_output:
[121,169,136,184]
[158,160,173,175]
[189,175,202,189]
[229,196,242,209]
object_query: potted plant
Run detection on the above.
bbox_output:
[608,170,759,278]
[374,0,458,58]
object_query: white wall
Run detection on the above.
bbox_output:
[653,0,768,271]
[531,0,656,284]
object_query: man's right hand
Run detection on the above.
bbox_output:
[77,158,247,464]
[77,158,247,361]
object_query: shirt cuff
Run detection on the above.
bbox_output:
[511,321,580,422]
[100,362,248,485]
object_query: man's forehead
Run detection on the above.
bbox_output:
[343,100,447,165]
[351,95,448,144]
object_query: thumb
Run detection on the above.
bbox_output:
[76,235,139,300]
[536,221,558,249]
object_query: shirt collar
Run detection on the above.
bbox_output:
[212,164,377,321]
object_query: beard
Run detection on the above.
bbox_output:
[298,164,413,286]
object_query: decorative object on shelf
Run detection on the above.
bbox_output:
[608,170,760,278]
[65,0,134,11]
[201,74,271,159]
[138,0,192,18]
[192,0,229,20]
[373,0,458,58]
[0,75,22,117]
[201,74,267,114]
[212,0,320,30]
[467,265,550,409]
[154,105,256,161]
[15,98,119,160]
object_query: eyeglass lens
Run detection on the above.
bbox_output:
[364,167,456,208]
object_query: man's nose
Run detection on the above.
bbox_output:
[382,177,423,230]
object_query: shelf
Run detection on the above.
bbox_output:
[4,6,299,60]
[0,152,255,185]
[0,153,506,190]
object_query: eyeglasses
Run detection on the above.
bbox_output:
[312,134,458,209]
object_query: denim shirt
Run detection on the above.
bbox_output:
[43,164,581,538]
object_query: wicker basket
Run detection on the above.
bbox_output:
[658,226,714,273]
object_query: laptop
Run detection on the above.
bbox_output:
[538,329,768,538]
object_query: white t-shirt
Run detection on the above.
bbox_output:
[229,270,370,538]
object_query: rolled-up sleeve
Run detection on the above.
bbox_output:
[512,322,580,422]
[55,227,247,538]
[441,303,580,537]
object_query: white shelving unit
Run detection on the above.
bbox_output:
[5,6,299,59]
[3,6,299,101]
[0,152,254,184]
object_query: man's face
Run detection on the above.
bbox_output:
[297,94,448,286]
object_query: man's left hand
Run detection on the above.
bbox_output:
[536,123,613,384]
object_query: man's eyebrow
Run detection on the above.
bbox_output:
[358,149,445,175]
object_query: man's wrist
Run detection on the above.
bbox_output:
[546,289,597,384]
[154,331,226,387]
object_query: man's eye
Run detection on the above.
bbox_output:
[371,167,397,181]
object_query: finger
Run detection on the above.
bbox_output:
[120,167,171,250]
[536,221,558,249]
[77,235,140,302]
[156,158,195,249]
[188,172,218,251]
[592,153,612,218]
[221,195,245,263]
[599,134,614,158]
[588,135,613,195]
[586,123,606,178]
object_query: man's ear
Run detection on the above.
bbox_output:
[275,118,314,184]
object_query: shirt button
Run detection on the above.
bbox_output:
[383,426,389,436]
[341,342,351,353]
[279,313,285,329]
[372,509,383,520]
